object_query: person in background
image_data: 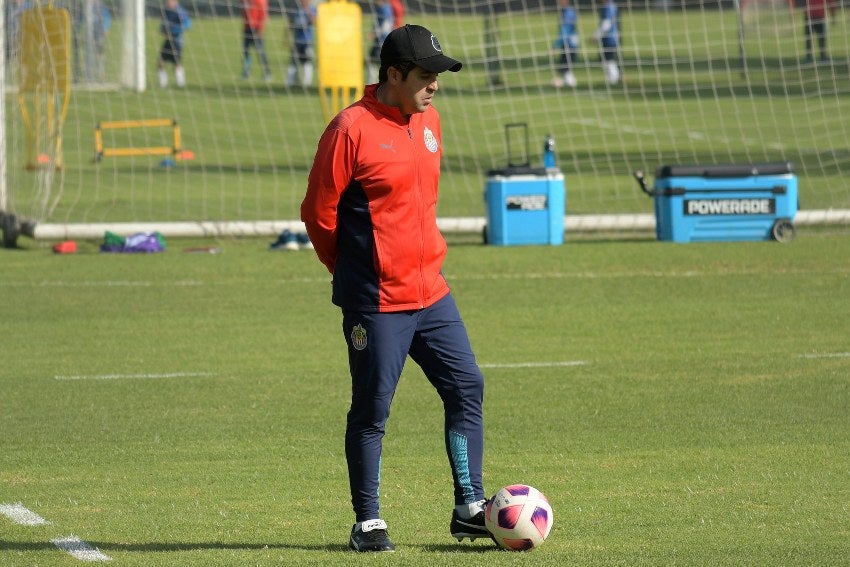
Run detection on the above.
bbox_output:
[552,0,579,88]
[242,0,272,81]
[590,0,620,85]
[802,0,837,64]
[286,0,316,88]
[300,24,490,553]
[390,0,405,27]
[158,0,191,88]
[367,0,394,84]
[72,0,111,83]
[5,0,30,65]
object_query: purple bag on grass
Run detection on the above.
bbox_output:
[100,231,166,253]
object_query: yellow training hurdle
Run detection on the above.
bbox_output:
[95,118,182,162]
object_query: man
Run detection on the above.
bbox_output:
[366,0,394,84]
[241,0,271,81]
[552,0,579,88]
[158,0,191,88]
[72,0,111,83]
[590,0,620,85]
[301,24,489,553]
[802,0,837,64]
[390,0,405,27]
[286,0,316,87]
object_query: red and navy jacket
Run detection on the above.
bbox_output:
[301,84,451,313]
[804,0,836,20]
[243,0,267,32]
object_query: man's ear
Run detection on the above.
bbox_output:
[386,66,402,85]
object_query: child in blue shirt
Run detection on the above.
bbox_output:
[286,0,316,87]
[591,0,620,85]
[366,0,394,84]
[553,0,579,88]
[158,0,191,87]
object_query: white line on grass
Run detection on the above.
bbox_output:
[54,372,216,381]
[480,360,588,369]
[52,536,111,562]
[798,352,850,359]
[0,503,50,525]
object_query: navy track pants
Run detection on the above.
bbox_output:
[342,293,485,522]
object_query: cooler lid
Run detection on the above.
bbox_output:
[487,165,549,177]
[656,162,794,179]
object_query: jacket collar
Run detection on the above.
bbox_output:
[363,83,410,125]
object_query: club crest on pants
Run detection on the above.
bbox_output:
[350,323,368,351]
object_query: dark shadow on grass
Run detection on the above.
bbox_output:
[418,543,499,553]
[564,234,657,244]
[92,541,352,553]
[0,539,348,553]
[1,539,501,553]
[182,84,322,99]
[92,162,312,176]
[444,230,658,247]
[0,541,58,551]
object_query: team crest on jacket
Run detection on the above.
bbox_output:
[423,127,438,153]
[350,323,368,351]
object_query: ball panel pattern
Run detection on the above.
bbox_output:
[502,538,535,551]
[505,484,530,497]
[484,484,554,551]
[497,504,523,529]
[530,506,551,538]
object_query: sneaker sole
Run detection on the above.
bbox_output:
[453,533,489,542]
[451,514,490,542]
[348,542,395,553]
[451,524,490,542]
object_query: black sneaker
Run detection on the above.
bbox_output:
[348,519,395,552]
[450,509,491,542]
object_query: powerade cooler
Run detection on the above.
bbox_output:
[484,124,565,246]
[633,162,798,243]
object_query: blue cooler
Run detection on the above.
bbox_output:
[634,162,798,243]
[484,123,566,246]
[485,168,565,246]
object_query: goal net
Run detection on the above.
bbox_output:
[2,0,849,242]
[738,0,797,74]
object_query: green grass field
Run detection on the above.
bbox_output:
[2,229,849,565]
[5,8,850,224]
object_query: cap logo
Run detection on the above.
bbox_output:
[431,35,442,53]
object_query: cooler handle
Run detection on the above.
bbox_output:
[633,170,654,196]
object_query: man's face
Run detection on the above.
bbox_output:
[394,67,440,115]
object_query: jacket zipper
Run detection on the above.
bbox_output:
[408,124,426,308]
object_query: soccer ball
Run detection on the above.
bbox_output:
[484,484,553,551]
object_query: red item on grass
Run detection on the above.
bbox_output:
[52,241,77,254]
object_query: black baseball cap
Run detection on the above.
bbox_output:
[380,24,463,73]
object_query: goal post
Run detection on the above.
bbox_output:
[1,0,7,214]
[121,0,146,92]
